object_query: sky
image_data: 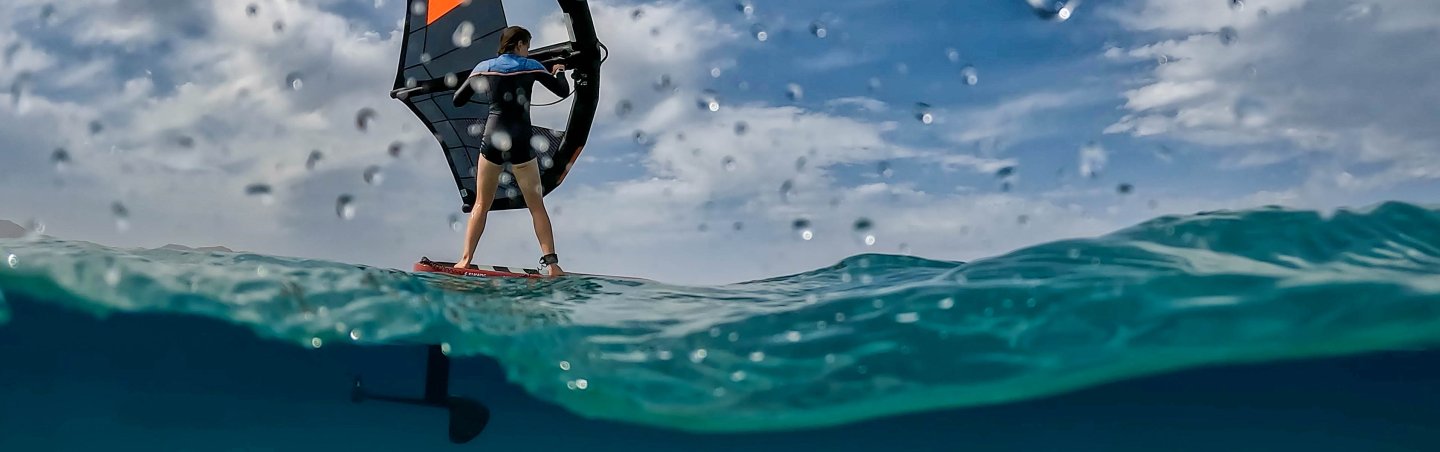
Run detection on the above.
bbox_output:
[1,0,1437,285]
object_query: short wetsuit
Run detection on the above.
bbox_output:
[452,53,571,165]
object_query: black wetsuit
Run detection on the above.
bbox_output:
[453,53,571,165]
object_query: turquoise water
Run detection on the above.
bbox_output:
[2,201,1439,433]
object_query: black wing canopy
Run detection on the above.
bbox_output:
[392,0,602,213]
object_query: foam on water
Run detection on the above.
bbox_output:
[2,202,1439,432]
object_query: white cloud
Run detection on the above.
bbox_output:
[1102,0,1440,189]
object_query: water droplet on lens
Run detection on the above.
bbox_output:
[88,120,104,135]
[6,254,17,269]
[946,48,960,63]
[1079,142,1108,178]
[311,337,323,348]
[786,83,804,102]
[453,21,476,48]
[246,4,258,17]
[749,351,765,362]
[245,183,274,205]
[449,213,463,232]
[273,21,284,33]
[111,201,129,232]
[733,121,748,135]
[1218,27,1238,46]
[915,102,934,124]
[730,370,747,382]
[1229,0,1244,11]
[51,148,71,172]
[722,156,737,171]
[779,180,794,202]
[336,195,356,220]
[938,297,955,309]
[363,166,384,185]
[961,65,979,85]
[792,218,813,241]
[853,217,876,246]
[737,1,755,17]
[785,331,802,342]
[690,348,708,363]
[796,156,807,171]
[652,74,674,92]
[306,150,323,170]
[616,100,633,117]
[1117,183,1134,194]
[810,21,827,38]
[895,312,919,323]
[877,161,893,178]
[104,266,121,286]
[751,24,768,42]
[698,90,721,112]
[285,72,304,90]
[388,142,404,158]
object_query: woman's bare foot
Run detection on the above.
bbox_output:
[453,258,472,269]
[546,264,565,277]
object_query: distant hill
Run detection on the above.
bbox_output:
[0,218,236,252]
[0,220,26,239]
[158,244,236,253]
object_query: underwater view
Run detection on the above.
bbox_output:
[4,0,1440,450]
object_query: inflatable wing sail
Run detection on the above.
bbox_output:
[392,0,602,213]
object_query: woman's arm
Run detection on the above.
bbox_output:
[535,65,571,98]
[452,75,482,107]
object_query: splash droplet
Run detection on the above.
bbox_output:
[336,195,356,220]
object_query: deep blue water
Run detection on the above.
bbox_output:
[3,201,1440,450]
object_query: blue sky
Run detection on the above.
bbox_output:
[1,0,1437,284]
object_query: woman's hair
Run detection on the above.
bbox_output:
[497,26,531,55]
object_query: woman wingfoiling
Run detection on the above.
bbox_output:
[451,26,569,276]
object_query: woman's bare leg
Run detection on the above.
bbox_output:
[510,160,564,276]
[455,160,504,269]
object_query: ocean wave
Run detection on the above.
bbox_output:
[2,201,1439,432]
